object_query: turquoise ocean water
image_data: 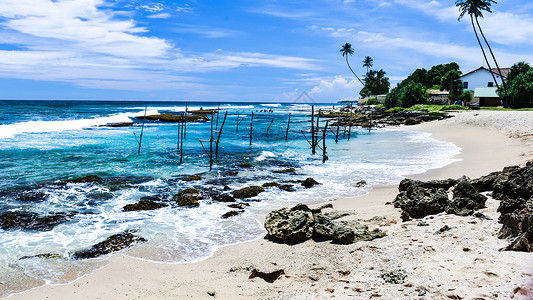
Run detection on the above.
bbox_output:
[0,101,460,296]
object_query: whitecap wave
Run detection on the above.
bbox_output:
[0,109,158,139]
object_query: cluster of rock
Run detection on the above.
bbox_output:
[394,177,486,221]
[394,162,533,252]
[264,203,385,244]
[321,106,451,128]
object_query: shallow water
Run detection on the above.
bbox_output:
[0,101,460,296]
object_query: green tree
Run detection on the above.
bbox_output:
[507,61,531,81]
[428,63,460,86]
[362,69,390,97]
[399,81,429,108]
[385,80,428,108]
[460,90,472,102]
[340,43,364,86]
[440,70,463,102]
[456,0,509,107]
[405,68,430,87]
[503,63,533,108]
[362,56,373,73]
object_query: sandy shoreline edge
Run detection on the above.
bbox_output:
[6,110,533,299]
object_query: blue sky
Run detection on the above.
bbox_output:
[0,0,532,102]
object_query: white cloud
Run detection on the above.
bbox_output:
[307,76,361,101]
[0,0,319,92]
[176,4,193,14]
[139,3,164,13]
[479,12,533,46]
[147,13,171,19]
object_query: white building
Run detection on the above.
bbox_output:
[460,67,510,106]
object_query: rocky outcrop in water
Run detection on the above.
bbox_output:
[66,175,103,183]
[173,188,204,207]
[0,211,75,231]
[233,186,265,199]
[135,114,209,123]
[72,232,146,260]
[301,177,320,188]
[123,200,168,211]
[264,203,385,244]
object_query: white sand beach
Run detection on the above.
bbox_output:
[8,110,533,300]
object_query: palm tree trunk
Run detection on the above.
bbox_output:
[471,15,499,92]
[346,56,364,86]
[475,17,509,107]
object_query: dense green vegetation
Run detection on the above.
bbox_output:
[386,104,468,112]
[361,69,390,98]
[384,62,463,108]
[500,62,533,108]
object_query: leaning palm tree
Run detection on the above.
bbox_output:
[456,0,509,106]
[363,56,373,74]
[340,43,364,85]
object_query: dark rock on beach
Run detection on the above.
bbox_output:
[183,175,201,181]
[278,184,296,192]
[228,203,250,209]
[0,211,75,231]
[446,177,487,216]
[221,210,244,219]
[172,188,204,207]
[301,177,320,188]
[101,122,134,127]
[262,182,280,187]
[314,214,354,244]
[233,186,265,199]
[264,203,385,245]
[495,162,533,251]
[213,193,236,202]
[123,200,168,211]
[273,168,296,174]
[394,179,449,220]
[264,204,315,244]
[72,232,147,260]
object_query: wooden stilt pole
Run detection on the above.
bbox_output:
[215,111,227,159]
[266,119,274,136]
[311,105,315,155]
[285,113,291,141]
[180,115,184,163]
[184,101,188,138]
[335,113,340,143]
[136,104,147,154]
[249,112,254,147]
[209,114,214,171]
[322,121,329,163]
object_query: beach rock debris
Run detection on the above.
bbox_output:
[381,269,408,284]
[264,203,385,244]
[249,269,285,283]
[72,232,146,260]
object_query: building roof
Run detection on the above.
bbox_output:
[474,87,499,98]
[427,89,448,95]
[460,66,508,79]
[491,67,510,78]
